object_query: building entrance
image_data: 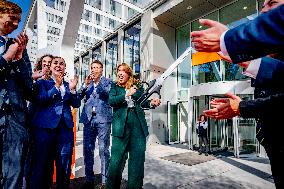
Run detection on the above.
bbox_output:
[192,95,234,154]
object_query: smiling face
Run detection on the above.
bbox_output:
[90,62,103,80]
[50,57,66,76]
[41,56,52,72]
[0,13,21,35]
[117,65,130,86]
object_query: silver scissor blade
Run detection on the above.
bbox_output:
[155,47,193,86]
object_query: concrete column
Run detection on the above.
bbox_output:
[141,9,177,144]
[61,0,84,79]
[117,29,124,63]
[37,0,48,49]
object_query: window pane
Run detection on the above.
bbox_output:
[124,22,141,74]
[106,36,118,79]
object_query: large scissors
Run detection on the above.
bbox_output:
[137,47,193,107]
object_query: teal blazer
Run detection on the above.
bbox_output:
[108,82,150,137]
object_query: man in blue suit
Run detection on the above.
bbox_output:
[191,2,284,188]
[78,60,113,188]
[0,1,33,188]
[30,57,81,189]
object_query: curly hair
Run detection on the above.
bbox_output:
[0,1,22,14]
[34,54,53,72]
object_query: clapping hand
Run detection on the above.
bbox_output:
[55,73,64,88]
[69,75,79,91]
[14,33,28,61]
[150,98,161,107]
[191,19,228,52]
[126,86,138,97]
[203,93,241,119]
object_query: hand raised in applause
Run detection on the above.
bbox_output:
[55,72,64,88]
[191,19,228,52]
[150,98,161,107]
[203,92,241,119]
[126,85,138,97]
[14,33,28,61]
[69,75,79,91]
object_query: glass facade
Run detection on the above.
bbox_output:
[105,36,118,79]
[92,46,102,62]
[123,22,141,74]
[81,53,91,85]
[176,0,260,155]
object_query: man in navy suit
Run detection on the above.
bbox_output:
[78,60,113,188]
[0,1,33,188]
[30,57,81,189]
[191,1,284,188]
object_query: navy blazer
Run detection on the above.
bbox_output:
[0,39,32,125]
[225,5,284,63]
[78,76,113,125]
[32,79,81,129]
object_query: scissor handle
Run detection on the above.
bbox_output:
[140,85,162,109]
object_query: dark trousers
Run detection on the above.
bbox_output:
[106,109,146,189]
[198,135,209,153]
[83,121,111,183]
[1,116,28,189]
[30,120,74,189]
[265,145,284,189]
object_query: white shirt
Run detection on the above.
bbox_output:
[197,121,208,129]
[125,89,134,108]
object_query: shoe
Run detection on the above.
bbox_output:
[199,151,202,155]
[205,153,208,156]
[95,183,106,189]
[81,181,94,189]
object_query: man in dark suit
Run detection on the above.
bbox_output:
[191,1,284,188]
[0,1,33,188]
[78,60,113,188]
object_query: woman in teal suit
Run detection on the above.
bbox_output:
[106,63,160,189]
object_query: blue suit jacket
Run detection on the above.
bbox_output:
[0,39,32,126]
[32,79,81,129]
[78,76,113,125]
[240,60,284,119]
[225,5,284,63]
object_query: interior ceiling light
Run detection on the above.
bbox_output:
[243,6,247,10]
[187,5,192,10]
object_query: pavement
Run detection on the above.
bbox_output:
[73,131,275,189]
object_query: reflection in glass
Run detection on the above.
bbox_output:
[177,23,191,89]
[192,61,221,85]
[223,61,248,81]
[124,22,141,74]
[92,46,102,62]
[106,36,118,79]
[82,53,91,84]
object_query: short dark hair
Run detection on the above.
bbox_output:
[91,60,103,68]
[0,1,22,14]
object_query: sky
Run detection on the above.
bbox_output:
[8,0,33,38]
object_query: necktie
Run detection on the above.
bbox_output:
[0,36,9,119]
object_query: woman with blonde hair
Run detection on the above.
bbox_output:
[106,63,160,189]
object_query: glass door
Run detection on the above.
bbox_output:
[167,102,179,144]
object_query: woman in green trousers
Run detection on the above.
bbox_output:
[106,63,160,189]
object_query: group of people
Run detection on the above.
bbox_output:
[1,0,284,188]
[0,1,161,189]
